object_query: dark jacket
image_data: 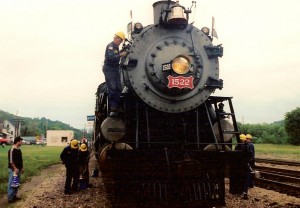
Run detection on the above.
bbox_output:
[235,142,251,170]
[104,41,120,66]
[78,150,89,166]
[248,142,255,167]
[60,146,79,168]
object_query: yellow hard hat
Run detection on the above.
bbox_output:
[115,31,125,40]
[80,143,87,152]
[246,134,252,139]
[239,134,246,141]
[70,139,79,149]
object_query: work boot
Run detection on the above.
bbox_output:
[110,108,118,112]
[14,196,22,201]
[243,193,249,200]
[109,112,118,117]
[64,190,72,195]
[8,199,14,203]
[117,108,124,113]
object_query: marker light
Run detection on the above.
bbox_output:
[134,22,143,33]
[201,27,210,35]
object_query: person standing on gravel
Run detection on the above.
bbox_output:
[246,134,255,188]
[78,143,90,189]
[7,136,24,203]
[60,139,80,194]
[235,134,251,200]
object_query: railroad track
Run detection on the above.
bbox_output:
[256,158,300,167]
[254,158,300,197]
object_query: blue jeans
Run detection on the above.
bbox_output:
[102,65,121,109]
[7,168,21,201]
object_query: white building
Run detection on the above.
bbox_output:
[46,130,74,146]
[0,120,18,142]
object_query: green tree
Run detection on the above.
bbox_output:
[238,122,288,144]
[285,107,300,145]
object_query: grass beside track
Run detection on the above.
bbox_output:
[255,144,300,161]
[0,145,63,195]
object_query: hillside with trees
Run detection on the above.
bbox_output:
[238,107,299,145]
[1,107,299,145]
[0,110,91,140]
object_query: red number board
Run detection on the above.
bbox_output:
[167,75,194,89]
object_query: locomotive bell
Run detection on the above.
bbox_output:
[167,1,188,26]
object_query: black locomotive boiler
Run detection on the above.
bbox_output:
[94,1,244,207]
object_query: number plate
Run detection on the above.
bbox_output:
[167,75,194,89]
[162,63,171,71]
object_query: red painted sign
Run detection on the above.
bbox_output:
[167,75,194,89]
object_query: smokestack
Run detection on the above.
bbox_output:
[152,1,175,25]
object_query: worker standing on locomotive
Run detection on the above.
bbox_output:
[60,139,80,194]
[246,134,255,188]
[102,31,128,116]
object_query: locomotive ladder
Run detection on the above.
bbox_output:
[206,96,240,148]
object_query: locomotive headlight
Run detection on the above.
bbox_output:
[172,55,191,74]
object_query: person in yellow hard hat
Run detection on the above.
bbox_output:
[102,31,128,116]
[78,143,90,189]
[235,134,251,200]
[246,134,255,188]
[234,134,247,151]
[60,139,80,194]
[236,134,246,147]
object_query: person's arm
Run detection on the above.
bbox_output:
[10,162,19,174]
[60,148,67,164]
[106,44,120,62]
[9,148,19,174]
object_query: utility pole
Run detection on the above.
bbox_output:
[13,110,24,138]
[15,110,20,137]
[45,120,48,138]
[83,124,86,138]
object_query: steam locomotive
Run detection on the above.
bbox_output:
[94,1,243,207]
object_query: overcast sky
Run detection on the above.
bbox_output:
[1,0,299,129]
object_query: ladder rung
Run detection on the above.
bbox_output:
[217,112,235,116]
[222,130,240,134]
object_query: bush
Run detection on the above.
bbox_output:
[285,107,300,145]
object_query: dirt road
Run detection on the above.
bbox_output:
[0,157,111,208]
